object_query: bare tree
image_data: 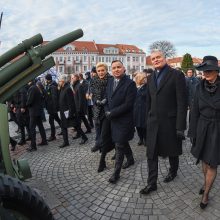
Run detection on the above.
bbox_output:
[149,40,176,58]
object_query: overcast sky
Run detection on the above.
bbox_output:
[1,0,220,58]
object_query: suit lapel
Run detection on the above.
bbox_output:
[157,66,172,94]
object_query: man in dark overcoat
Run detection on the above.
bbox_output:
[44,73,61,141]
[26,81,48,152]
[70,74,91,136]
[58,75,88,148]
[14,85,30,145]
[140,50,187,195]
[105,60,137,184]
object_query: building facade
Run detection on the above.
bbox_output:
[50,40,146,77]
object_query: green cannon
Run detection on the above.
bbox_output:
[0,29,83,219]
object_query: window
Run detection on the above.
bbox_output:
[59,57,63,62]
[136,57,139,62]
[59,66,63,72]
[76,56,79,61]
[141,66,144,70]
[84,66,87,71]
[67,66,72,74]
[106,57,109,62]
[76,66,79,72]
[92,56,95,62]
[83,56,87,62]
[67,56,71,61]
[99,57,101,62]
[133,57,135,62]
[102,57,104,62]
[141,57,144,62]
[127,56,130,62]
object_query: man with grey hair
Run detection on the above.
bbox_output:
[140,50,187,195]
[58,74,88,148]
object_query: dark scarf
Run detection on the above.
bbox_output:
[204,77,220,95]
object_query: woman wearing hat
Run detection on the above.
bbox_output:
[188,56,220,209]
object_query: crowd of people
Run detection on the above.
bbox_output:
[8,51,220,210]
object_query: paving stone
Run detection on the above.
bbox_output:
[8,118,220,220]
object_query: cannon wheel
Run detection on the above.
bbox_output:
[0,174,54,220]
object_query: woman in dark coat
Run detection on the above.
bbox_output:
[90,62,114,172]
[188,56,220,209]
[133,72,148,146]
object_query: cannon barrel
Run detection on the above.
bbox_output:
[0,29,83,87]
[0,34,43,68]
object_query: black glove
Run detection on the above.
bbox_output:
[176,130,185,140]
[96,100,102,106]
[105,111,111,120]
[100,98,107,105]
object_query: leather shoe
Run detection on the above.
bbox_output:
[108,175,120,184]
[97,164,106,173]
[47,136,56,142]
[79,138,88,145]
[37,141,48,146]
[85,130,91,134]
[122,160,134,169]
[91,145,100,152]
[163,172,177,183]
[72,134,81,140]
[200,202,208,209]
[139,185,157,195]
[26,147,37,152]
[59,143,69,148]
[18,140,26,145]
[199,187,205,195]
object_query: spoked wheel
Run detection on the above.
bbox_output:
[0,174,54,220]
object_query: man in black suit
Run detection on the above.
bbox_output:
[26,81,48,152]
[105,60,137,184]
[44,74,61,141]
[140,50,187,195]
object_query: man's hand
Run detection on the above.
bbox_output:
[105,111,111,120]
[176,130,185,140]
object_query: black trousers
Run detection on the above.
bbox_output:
[147,155,179,186]
[49,113,61,137]
[79,113,91,131]
[113,142,134,178]
[136,127,146,142]
[87,105,94,128]
[62,124,87,145]
[20,125,31,142]
[29,116,47,148]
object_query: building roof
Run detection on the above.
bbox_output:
[50,40,98,53]
[116,44,145,54]
[96,44,124,55]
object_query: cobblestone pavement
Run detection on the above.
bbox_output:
[9,120,220,220]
